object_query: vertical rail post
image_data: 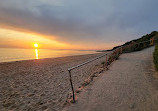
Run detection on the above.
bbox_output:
[119,48,120,54]
[121,47,123,54]
[106,54,108,70]
[152,37,155,45]
[68,70,75,103]
[106,54,108,64]
[150,37,154,46]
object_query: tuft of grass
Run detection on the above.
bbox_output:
[153,44,158,70]
[101,61,105,65]
[101,61,106,67]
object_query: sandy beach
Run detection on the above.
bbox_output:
[0,52,107,111]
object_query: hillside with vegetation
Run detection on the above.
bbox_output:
[153,44,158,70]
[112,31,158,52]
[111,31,158,71]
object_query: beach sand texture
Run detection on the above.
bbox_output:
[65,47,158,111]
[0,52,107,111]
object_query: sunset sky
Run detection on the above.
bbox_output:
[0,0,158,50]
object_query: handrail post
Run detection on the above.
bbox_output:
[153,37,155,45]
[68,70,75,103]
[106,54,108,65]
[121,47,123,54]
[106,54,109,70]
[150,37,154,46]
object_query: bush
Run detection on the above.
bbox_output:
[120,31,158,53]
[101,61,106,67]
[153,45,158,70]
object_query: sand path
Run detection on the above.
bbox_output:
[65,47,158,111]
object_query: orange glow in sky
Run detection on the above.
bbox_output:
[0,27,72,49]
[0,27,119,50]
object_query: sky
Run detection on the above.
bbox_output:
[0,0,158,50]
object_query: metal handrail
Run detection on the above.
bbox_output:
[68,38,157,102]
[68,53,110,71]
[68,52,112,102]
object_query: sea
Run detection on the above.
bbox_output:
[0,48,97,63]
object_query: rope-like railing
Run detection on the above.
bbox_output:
[68,37,157,103]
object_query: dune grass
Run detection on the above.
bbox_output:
[153,44,158,70]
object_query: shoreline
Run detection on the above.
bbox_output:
[0,52,102,64]
[0,48,99,63]
[0,52,106,111]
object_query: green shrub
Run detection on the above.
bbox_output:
[101,61,106,67]
[120,31,158,53]
[153,45,158,70]
[114,54,119,60]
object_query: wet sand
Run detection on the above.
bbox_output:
[0,52,107,111]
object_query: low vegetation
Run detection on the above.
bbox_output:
[153,45,158,70]
[102,31,158,70]
[112,31,158,53]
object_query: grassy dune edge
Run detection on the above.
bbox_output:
[153,45,158,70]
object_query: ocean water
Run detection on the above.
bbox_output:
[0,48,97,63]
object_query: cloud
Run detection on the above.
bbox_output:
[0,0,158,49]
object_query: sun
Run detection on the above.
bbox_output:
[34,43,39,48]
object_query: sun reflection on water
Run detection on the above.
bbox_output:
[35,49,39,59]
